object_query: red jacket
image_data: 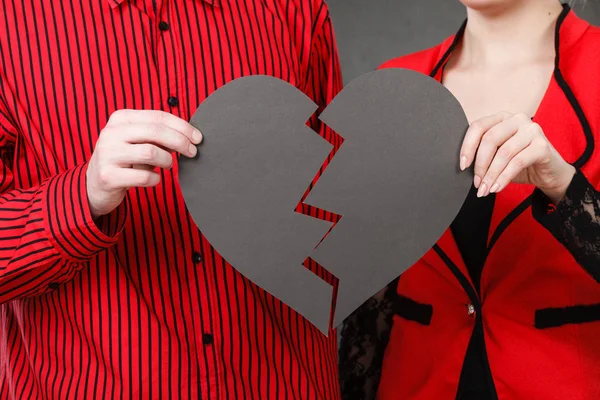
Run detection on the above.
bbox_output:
[377,8,600,400]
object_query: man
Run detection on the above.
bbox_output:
[0,0,342,398]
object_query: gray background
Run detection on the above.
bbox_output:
[327,0,600,83]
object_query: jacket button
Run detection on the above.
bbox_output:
[467,303,476,317]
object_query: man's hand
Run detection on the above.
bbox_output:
[87,110,203,219]
[460,111,576,204]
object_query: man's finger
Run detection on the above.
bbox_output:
[119,123,198,158]
[110,109,203,144]
[114,167,162,189]
[111,144,174,169]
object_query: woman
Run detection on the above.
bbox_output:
[339,1,600,399]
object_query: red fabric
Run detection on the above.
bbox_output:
[378,10,600,400]
[0,0,343,399]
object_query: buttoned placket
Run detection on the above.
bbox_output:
[152,0,221,379]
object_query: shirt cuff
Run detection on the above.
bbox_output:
[41,163,128,261]
[532,168,589,231]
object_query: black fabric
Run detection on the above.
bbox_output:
[455,327,491,400]
[451,185,496,294]
[450,185,496,400]
[532,169,600,283]
[535,303,600,329]
[339,277,400,400]
[393,294,433,325]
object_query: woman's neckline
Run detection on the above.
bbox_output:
[434,5,572,123]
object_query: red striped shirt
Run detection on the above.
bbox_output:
[0,0,343,398]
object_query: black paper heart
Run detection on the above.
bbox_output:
[178,68,471,335]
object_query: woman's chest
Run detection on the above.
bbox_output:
[443,62,555,123]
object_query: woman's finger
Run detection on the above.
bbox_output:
[472,116,522,188]
[477,130,532,197]
[460,111,511,171]
[487,143,542,195]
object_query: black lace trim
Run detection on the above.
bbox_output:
[532,169,600,283]
[339,277,399,400]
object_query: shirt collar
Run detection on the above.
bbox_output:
[107,0,220,10]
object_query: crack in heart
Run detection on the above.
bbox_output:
[293,108,346,330]
[179,68,472,335]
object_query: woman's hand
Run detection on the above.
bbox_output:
[460,111,576,204]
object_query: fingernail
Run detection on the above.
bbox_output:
[189,144,197,156]
[474,175,481,188]
[490,183,499,193]
[460,156,467,171]
[193,129,203,143]
[477,183,487,198]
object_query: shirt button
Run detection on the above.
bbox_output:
[192,251,202,264]
[158,21,169,31]
[202,333,214,345]
[167,96,179,107]
[467,303,476,317]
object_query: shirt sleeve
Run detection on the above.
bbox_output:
[532,169,600,283]
[0,94,127,305]
[339,278,399,400]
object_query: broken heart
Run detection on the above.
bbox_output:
[178,68,472,335]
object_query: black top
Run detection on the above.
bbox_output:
[450,185,495,399]
[451,185,495,295]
